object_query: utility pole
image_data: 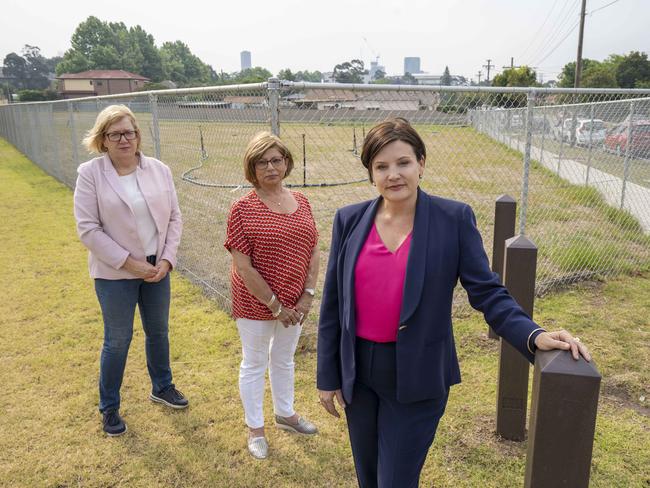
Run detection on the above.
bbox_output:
[574,0,587,87]
[476,70,483,84]
[483,59,494,82]
[503,57,523,70]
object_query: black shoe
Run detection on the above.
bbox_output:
[150,386,189,409]
[102,410,127,437]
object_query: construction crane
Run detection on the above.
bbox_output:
[362,36,380,65]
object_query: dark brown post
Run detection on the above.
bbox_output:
[496,235,537,441]
[525,351,601,487]
[489,194,517,339]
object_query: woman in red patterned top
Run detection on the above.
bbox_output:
[225,131,320,459]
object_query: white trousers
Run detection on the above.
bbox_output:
[236,318,302,429]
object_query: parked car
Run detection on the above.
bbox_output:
[560,118,606,146]
[604,120,650,158]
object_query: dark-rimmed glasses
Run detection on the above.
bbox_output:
[105,130,138,142]
[255,156,285,170]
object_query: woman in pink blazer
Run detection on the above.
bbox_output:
[74,105,187,437]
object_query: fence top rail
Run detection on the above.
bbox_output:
[3,78,650,108]
[281,81,650,96]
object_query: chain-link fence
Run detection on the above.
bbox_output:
[1,81,649,319]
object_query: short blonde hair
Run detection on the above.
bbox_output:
[243,132,294,187]
[82,104,141,154]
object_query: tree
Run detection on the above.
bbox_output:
[234,67,273,84]
[581,64,617,88]
[333,59,367,83]
[129,25,163,81]
[2,53,27,89]
[615,51,650,88]
[557,59,600,87]
[492,66,538,87]
[2,45,51,90]
[278,68,296,81]
[441,66,452,86]
[294,70,322,82]
[373,68,386,81]
[55,16,211,86]
[160,41,211,86]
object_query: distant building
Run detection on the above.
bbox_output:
[286,88,439,111]
[240,51,252,71]
[368,60,386,82]
[404,57,421,75]
[57,70,149,99]
[413,73,469,86]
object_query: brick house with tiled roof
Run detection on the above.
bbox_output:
[57,70,149,99]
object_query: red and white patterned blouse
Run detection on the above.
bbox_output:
[224,190,318,320]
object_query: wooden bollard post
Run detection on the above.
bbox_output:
[524,351,601,488]
[489,194,517,339]
[496,235,537,441]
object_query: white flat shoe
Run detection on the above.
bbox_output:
[247,436,268,459]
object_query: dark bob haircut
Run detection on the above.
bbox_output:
[360,117,426,183]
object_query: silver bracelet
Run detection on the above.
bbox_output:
[272,304,283,318]
[527,327,546,355]
[266,294,277,307]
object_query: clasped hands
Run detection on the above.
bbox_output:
[122,256,170,282]
[276,293,313,328]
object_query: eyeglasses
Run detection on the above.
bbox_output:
[255,156,285,170]
[105,130,138,142]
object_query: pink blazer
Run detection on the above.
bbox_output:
[73,153,183,280]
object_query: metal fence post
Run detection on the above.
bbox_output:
[557,115,565,176]
[68,101,79,167]
[519,90,535,236]
[524,350,601,488]
[540,109,546,166]
[268,77,280,137]
[489,194,517,339]
[496,234,537,441]
[620,101,634,209]
[585,104,595,186]
[49,104,62,182]
[149,93,161,160]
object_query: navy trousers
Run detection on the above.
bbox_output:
[345,338,449,488]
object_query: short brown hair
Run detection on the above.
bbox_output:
[360,118,426,183]
[82,104,141,154]
[243,132,294,187]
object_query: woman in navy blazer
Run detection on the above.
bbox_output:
[316,118,590,488]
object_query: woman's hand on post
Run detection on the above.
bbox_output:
[122,256,157,280]
[145,259,171,283]
[318,389,346,418]
[535,329,591,362]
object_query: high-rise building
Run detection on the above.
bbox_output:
[404,57,421,75]
[240,51,252,71]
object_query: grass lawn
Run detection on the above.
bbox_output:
[0,138,648,487]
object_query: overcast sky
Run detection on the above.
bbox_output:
[1,0,647,82]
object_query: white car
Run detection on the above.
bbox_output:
[562,118,606,146]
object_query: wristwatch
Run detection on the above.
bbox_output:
[303,288,315,297]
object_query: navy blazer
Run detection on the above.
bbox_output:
[317,189,540,404]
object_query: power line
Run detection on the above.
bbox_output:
[518,0,562,61]
[526,0,581,65]
[589,0,621,15]
[535,20,580,65]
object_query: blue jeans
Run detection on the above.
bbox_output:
[94,275,174,413]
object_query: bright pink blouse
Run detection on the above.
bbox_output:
[354,223,412,343]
